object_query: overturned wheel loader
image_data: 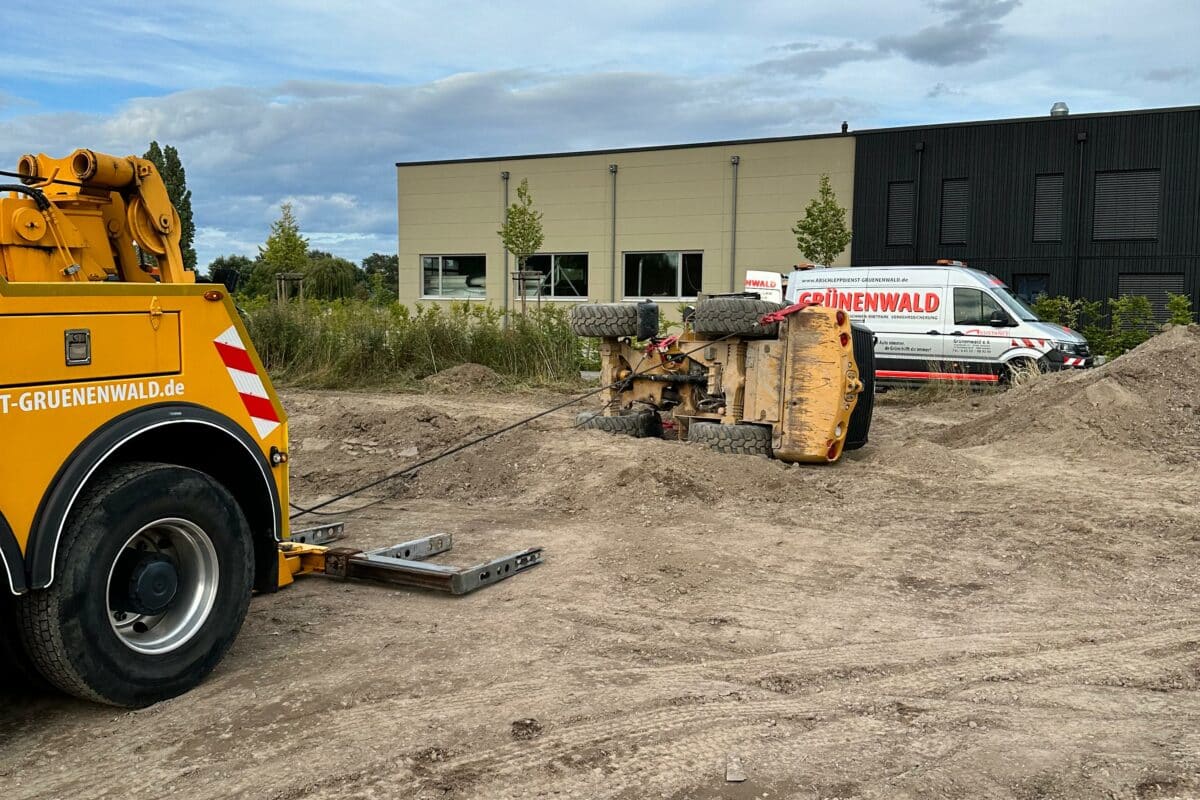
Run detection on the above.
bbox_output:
[570,296,876,463]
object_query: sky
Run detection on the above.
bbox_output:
[0,0,1196,269]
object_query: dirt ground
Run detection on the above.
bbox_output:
[3,329,1200,800]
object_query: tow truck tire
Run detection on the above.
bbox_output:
[691,297,783,339]
[569,304,640,338]
[0,594,47,688]
[689,421,773,457]
[18,462,254,708]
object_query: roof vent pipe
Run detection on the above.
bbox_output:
[1050,101,1070,117]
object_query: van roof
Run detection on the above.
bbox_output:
[796,264,1003,287]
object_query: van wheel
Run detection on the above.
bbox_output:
[1003,357,1047,385]
[18,462,253,707]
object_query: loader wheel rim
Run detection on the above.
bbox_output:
[105,518,220,656]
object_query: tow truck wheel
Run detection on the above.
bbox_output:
[18,462,253,707]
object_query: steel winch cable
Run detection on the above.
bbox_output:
[288,331,741,520]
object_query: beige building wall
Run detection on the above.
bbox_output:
[396,134,855,310]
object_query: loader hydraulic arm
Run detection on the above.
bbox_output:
[0,148,192,284]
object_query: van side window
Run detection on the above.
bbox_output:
[953,288,1004,325]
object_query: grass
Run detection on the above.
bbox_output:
[875,360,1026,406]
[241,298,588,389]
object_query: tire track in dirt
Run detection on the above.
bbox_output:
[93,619,1191,800]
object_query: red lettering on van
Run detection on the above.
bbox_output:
[926,292,940,312]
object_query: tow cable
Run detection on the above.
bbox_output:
[287,329,746,521]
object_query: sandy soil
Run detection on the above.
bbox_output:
[3,329,1200,800]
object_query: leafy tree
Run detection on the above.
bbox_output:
[248,203,309,297]
[362,253,399,287]
[791,174,852,266]
[305,253,358,300]
[143,141,197,271]
[498,178,544,310]
[207,254,254,293]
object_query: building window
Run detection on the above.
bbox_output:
[940,178,969,245]
[1033,174,1064,242]
[422,255,486,298]
[952,287,1005,326]
[624,251,702,299]
[886,181,914,246]
[1013,274,1050,304]
[520,254,589,298]
[1118,273,1184,323]
[1094,170,1161,240]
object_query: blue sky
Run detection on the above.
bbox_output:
[0,0,1196,269]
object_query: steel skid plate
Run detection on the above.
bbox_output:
[322,534,542,595]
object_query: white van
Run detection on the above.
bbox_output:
[775,264,1092,383]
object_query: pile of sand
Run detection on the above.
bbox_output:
[422,363,503,392]
[284,394,491,496]
[939,325,1200,463]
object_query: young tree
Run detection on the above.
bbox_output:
[498,178,545,311]
[791,174,852,267]
[360,253,399,304]
[250,203,309,297]
[143,141,197,271]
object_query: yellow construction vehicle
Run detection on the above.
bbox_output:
[0,150,542,708]
[0,149,296,706]
[570,297,875,460]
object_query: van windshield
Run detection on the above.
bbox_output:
[994,287,1039,322]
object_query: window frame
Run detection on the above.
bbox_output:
[519,252,590,300]
[952,287,1005,327]
[622,250,704,300]
[1012,273,1050,304]
[939,177,969,246]
[420,253,487,300]
[1032,173,1065,243]
[1092,169,1162,242]
[886,180,915,247]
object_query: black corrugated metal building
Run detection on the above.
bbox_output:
[851,105,1200,319]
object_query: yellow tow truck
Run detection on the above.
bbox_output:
[0,150,544,707]
[0,150,298,706]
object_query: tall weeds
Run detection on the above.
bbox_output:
[241,299,585,387]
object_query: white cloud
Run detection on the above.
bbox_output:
[0,0,1195,269]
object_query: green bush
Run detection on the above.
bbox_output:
[1031,293,1160,359]
[1031,295,1102,332]
[241,299,585,388]
[1166,292,1195,326]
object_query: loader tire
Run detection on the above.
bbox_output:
[569,303,640,338]
[18,462,254,707]
[691,297,783,339]
[577,410,663,438]
[844,322,876,451]
[688,421,773,457]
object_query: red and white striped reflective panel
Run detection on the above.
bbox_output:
[1063,356,1086,367]
[1010,338,1052,353]
[214,325,280,439]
